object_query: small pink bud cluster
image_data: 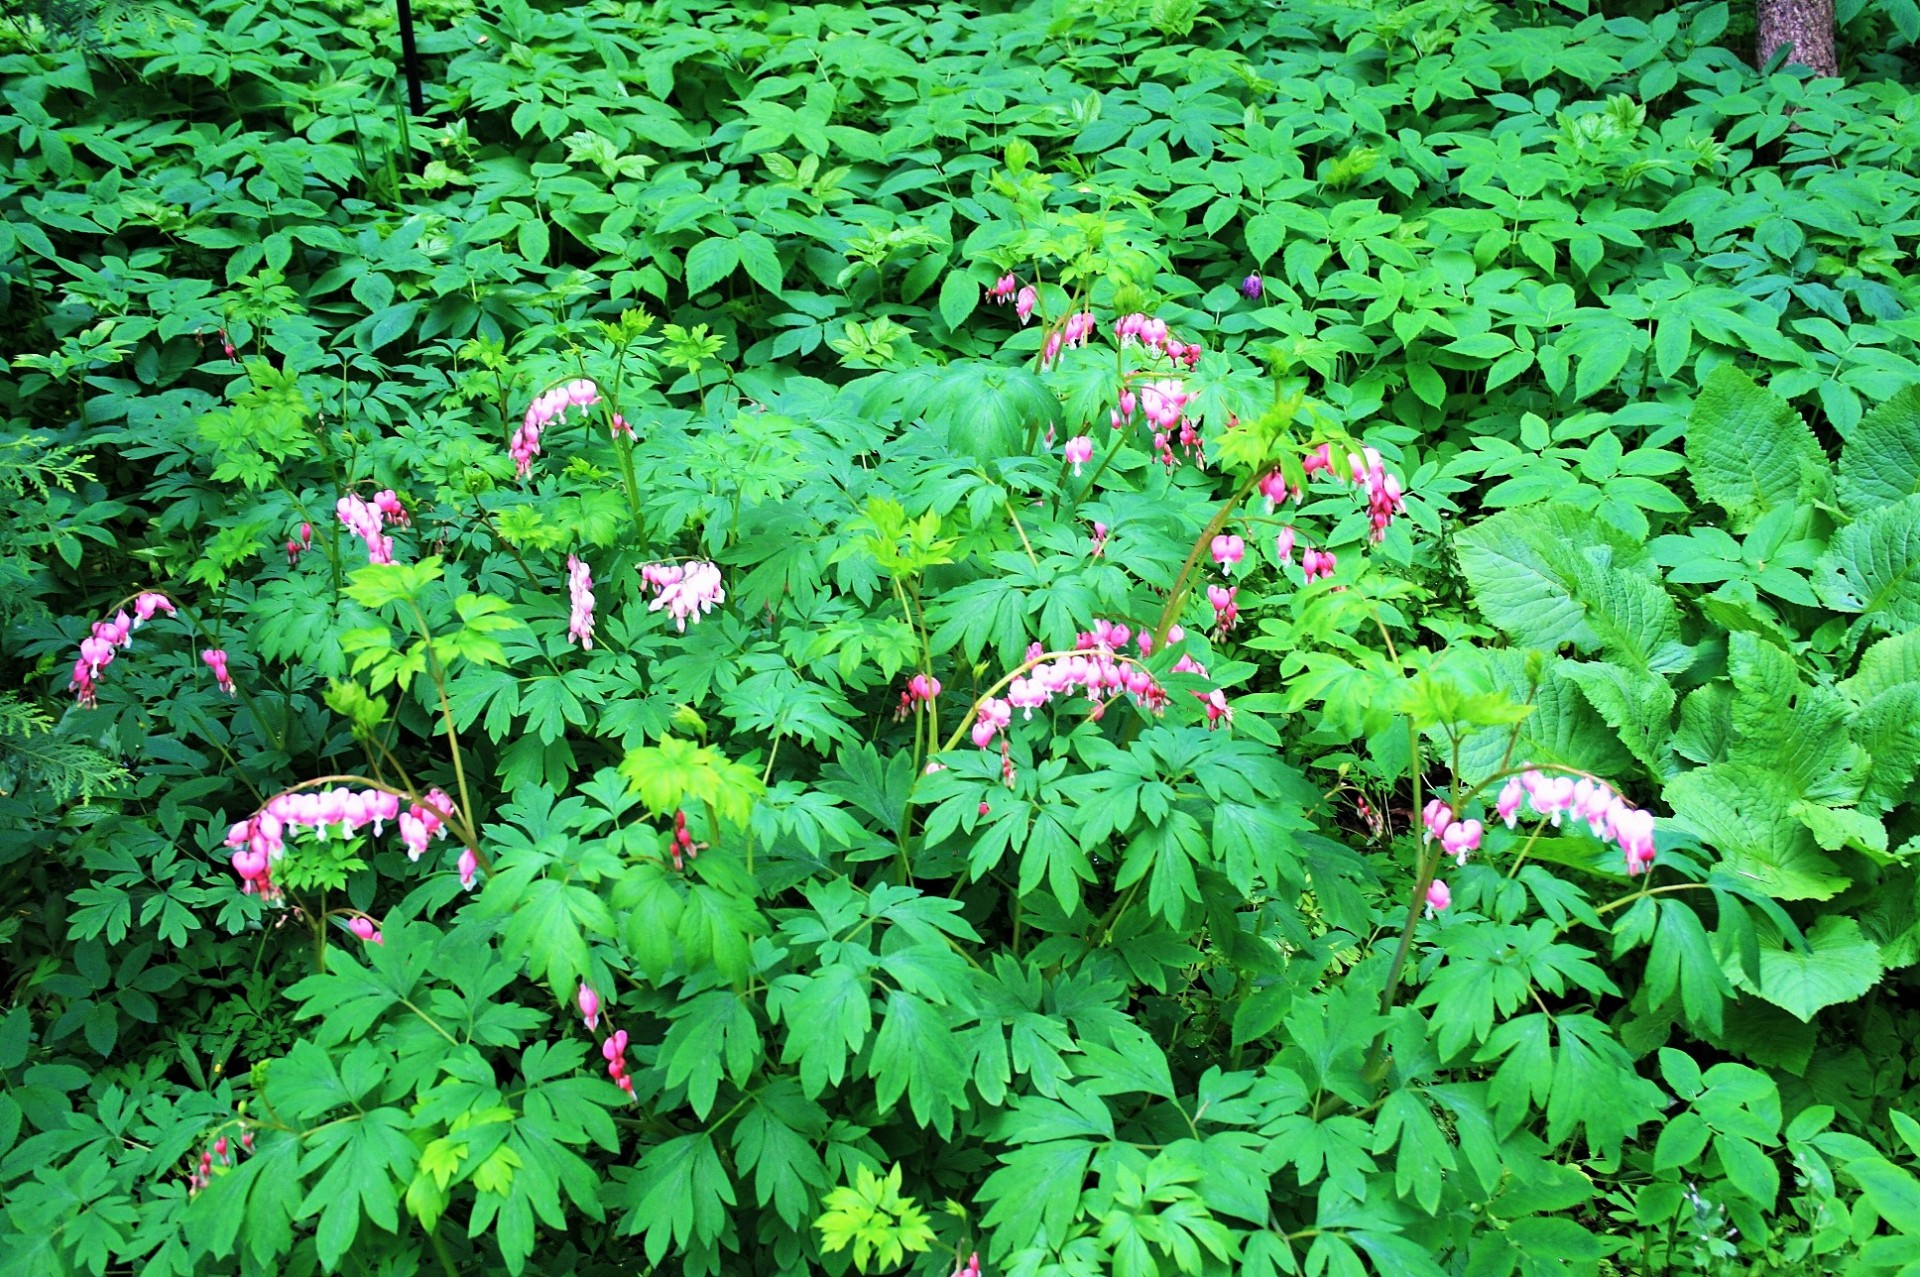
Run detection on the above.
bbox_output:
[1497,770,1657,875]
[897,673,942,720]
[1421,801,1483,866]
[1111,387,1138,430]
[669,808,703,871]
[1089,521,1109,558]
[603,1029,634,1095]
[1208,584,1238,636]
[347,915,383,945]
[1063,435,1093,475]
[69,593,174,706]
[1301,547,1337,583]
[566,554,595,650]
[201,648,236,695]
[1112,313,1203,368]
[512,379,600,479]
[578,985,635,1095]
[640,561,725,631]
[610,412,634,440]
[186,1131,251,1197]
[985,273,1018,304]
[337,491,404,565]
[1042,311,1098,367]
[286,521,313,567]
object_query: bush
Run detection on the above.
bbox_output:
[5,0,1920,1274]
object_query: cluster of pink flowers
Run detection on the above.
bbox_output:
[610,412,634,440]
[577,985,635,1095]
[1063,435,1093,475]
[973,622,1171,747]
[1301,443,1405,543]
[1497,769,1657,875]
[566,555,595,650]
[337,490,406,565]
[224,786,460,902]
[69,592,174,707]
[1422,800,1484,866]
[347,915,383,945]
[1113,313,1203,368]
[896,673,941,719]
[285,522,312,568]
[1208,584,1238,635]
[185,1130,251,1197]
[201,649,236,695]
[669,808,702,871]
[1126,377,1204,468]
[1196,688,1233,729]
[1302,547,1337,582]
[985,273,1018,304]
[1042,311,1097,366]
[640,561,724,631]
[512,379,600,479]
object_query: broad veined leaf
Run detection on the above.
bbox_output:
[1663,763,1850,901]
[1816,494,1920,633]
[1838,385,1920,515]
[1721,914,1883,1021]
[1685,365,1827,533]
[1454,503,1655,652]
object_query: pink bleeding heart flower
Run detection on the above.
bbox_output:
[578,983,601,1032]
[1063,435,1093,475]
[1425,879,1451,914]
[1210,534,1245,571]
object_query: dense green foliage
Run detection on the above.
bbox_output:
[8,0,1920,1273]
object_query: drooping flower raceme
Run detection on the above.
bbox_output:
[512,379,601,479]
[566,554,595,650]
[223,786,458,899]
[1497,769,1658,875]
[337,493,396,565]
[640,561,725,631]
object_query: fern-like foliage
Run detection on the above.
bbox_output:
[0,693,124,805]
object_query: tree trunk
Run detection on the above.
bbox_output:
[1757,0,1839,77]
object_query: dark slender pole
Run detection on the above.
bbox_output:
[396,0,425,116]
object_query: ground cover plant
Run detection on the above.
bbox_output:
[7,0,1920,1273]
